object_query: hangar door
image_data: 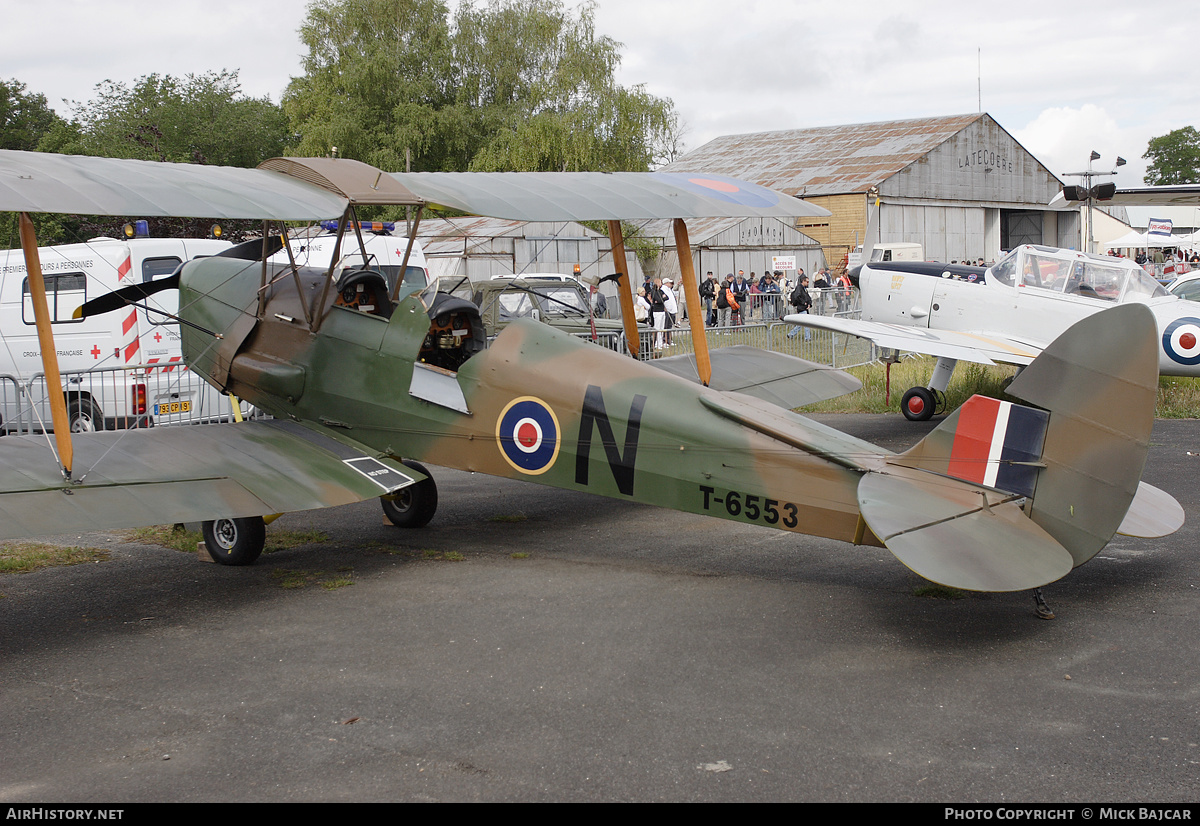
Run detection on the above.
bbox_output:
[1001,210,1042,249]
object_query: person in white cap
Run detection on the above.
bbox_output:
[660,277,678,348]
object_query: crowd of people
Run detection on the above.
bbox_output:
[626,267,858,347]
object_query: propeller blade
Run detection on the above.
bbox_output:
[73,272,180,319]
[215,235,284,261]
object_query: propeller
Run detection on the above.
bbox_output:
[73,235,285,320]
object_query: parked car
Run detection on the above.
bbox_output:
[1166,271,1200,301]
[438,275,625,340]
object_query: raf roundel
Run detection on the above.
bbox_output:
[496,396,561,475]
[1163,317,1200,365]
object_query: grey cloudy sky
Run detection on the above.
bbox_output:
[8,0,1197,190]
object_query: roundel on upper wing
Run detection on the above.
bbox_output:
[496,396,561,475]
[1163,317,1200,365]
[649,171,777,208]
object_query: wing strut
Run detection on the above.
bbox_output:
[672,218,711,386]
[392,204,424,303]
[18,213,73,479]
[607,220,640,358]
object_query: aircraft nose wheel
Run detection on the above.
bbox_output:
[901,386,936,421]
[381,460,438,528]
[202,517,266,566]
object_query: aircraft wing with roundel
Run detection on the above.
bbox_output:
[391,170,831,220]
[0,420,420,540]
[781,314,1044,367]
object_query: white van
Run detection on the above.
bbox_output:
[848,242,925,267]
[0,234,232,432]
[270,220,432,297]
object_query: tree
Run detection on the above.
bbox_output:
[1143,126,1200,185]
[55,71,290,167]
[0,79,64,151]
[284,0,457,172]
[283,0,683,174]
[456,0,681,172]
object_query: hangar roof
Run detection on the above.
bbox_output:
[664,113,988,197]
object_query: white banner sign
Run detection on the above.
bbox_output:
[771,256,796,272]
[1148,218,1174,237]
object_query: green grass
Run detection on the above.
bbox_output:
[799,356,1200,418]
[421,549,464,561]
[1156,377,1200,418]
[271,568,353,589]
[0,542,110,574]
[801,357,1018,415]
[126,525,204,553]
[125,525,329,554]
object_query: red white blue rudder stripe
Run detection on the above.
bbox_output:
[946,396,1049,498]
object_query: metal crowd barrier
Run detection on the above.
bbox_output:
[0,364,260,435]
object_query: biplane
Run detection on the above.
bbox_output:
[0,150,1183,602]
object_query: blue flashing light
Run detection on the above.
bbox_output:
[318,220,397,234]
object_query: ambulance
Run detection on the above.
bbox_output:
[0,230,232,433]
[269,220,432,297]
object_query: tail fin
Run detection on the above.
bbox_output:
[1004,303,1161,567]
[891,304,1166,570]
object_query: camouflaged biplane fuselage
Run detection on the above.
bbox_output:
[182,256,887,549]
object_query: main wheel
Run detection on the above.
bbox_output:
[381,460,438,528]
[68,398,105,432]
[901,386,935,422]
[202,517,266,566]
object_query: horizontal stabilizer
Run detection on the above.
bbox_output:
[858,469,1074,592]
[653,346,861,408]
[1118,482,1185,538]
[0,420,419,540]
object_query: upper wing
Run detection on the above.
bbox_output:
[0,420,417,540]
[0,149,349,219]
[0,150,825,222]
[392,171,831,220]
[783,314,1043,367]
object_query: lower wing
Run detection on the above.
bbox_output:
[0,420,418,539]
[783,314,1043,367]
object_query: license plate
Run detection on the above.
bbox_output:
[154,401,192,415]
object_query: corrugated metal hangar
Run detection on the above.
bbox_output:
[415,216,645,283]
[664,113,1077,267]
[638,216,824,283]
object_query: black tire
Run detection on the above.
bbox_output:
[901,386,935,422]
[381,460,438,528]
[202,517,266,566]
[68,398,105,432]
